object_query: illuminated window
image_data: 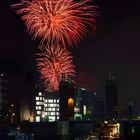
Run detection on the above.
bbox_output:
[37,102,43,105]
[48,108,51,111]
[50,104,55,107]
[54,99,56,103]
[44,104,47,107]
[83,105,87,115]
[36,116,40,122]
[52,108,55,111]
[68,98,74,107]
[56,112,59,115]
[45,99,47,103]
[45,112,48,115]
[74,107,80,112]
[37,111,41,115]
[36,97,39,100]
[57,116,59,119]
[36,102,40,105]
[40,97,42,100]
[48,99,53,103]
[49,116,55,121]
[39,92,42,96]
[36,106,42,110]
[57,100,59,103]
[51,112,55,115]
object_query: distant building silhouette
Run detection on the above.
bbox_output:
[95,100,105,120]
[0,73,8,122]
[75,87,97,120]
[20,71,35,122]
[105,72,118,119]
[59,76,75,121]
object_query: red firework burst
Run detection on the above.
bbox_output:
[12,0,97,48]
[36,45,75,92]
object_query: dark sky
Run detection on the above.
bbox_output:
[0,0,140,114]
[74,0,140,113]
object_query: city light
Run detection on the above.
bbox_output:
[68,98,74,107]
[35,92,60,122]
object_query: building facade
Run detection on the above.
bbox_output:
[0,73,8,122]
[35,80,75,122]
[35,91,60,122]
[105,72,118,119]
[34,83,98,122]
[74,87,97,120]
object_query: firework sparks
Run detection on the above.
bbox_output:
[36,45,75,92]
[12,0,97,48]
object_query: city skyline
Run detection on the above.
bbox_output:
[0,0,140,115]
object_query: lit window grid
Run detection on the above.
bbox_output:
[35,95,60,122]
[35,93,44,120]
[44,106,59,115]
[43,99,60,121]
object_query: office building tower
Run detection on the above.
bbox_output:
[59,79,75,121]
[105,72,118,119]
[74,86,97,120]
[0,73,8,122]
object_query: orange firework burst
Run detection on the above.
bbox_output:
[12,0,97,48]
[36,45,75,92]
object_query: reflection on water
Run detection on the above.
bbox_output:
[75,135,98,140]
[75,136,88,140]
[35,135,99,140]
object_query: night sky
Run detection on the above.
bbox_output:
[0,0,140,115]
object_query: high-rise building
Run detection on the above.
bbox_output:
[0,73,8,122]
[105,72,118,119]
[59,80,75,121]
[95,100,105,119]
[35,91,44,122]
[74,86,97,120]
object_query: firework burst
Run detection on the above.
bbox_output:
[12,0,97,48]
[36,45,75,92]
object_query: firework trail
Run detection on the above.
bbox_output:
[12,0,97,48]
[36,45,75,92]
